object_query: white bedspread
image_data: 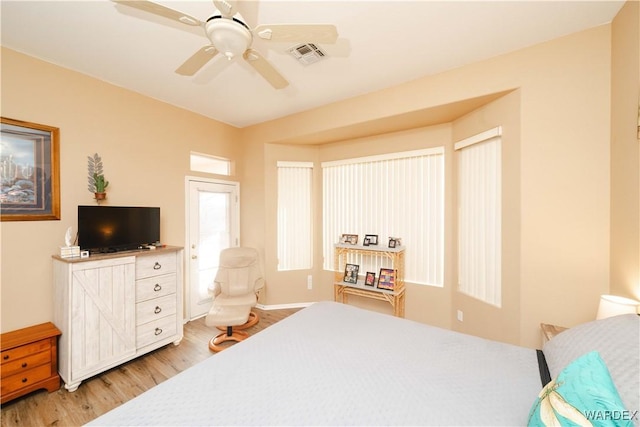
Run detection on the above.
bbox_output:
[88,301,541,426]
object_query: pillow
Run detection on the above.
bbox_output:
[528,351,634,426]
[543,314,640,415]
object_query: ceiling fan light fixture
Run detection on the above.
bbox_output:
[205,18,252,60]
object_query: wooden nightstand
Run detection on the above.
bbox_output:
[540,323,568,344]
[1,322,61,404]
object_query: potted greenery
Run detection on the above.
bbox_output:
[87,153,109,200]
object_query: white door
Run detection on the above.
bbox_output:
[186,179,239,320]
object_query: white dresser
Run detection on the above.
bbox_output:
[52,246,183,392]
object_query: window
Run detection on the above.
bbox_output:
[455,127,502,307]
[190,152,232,176]
[277,162,313,271]
[322,148,444,286]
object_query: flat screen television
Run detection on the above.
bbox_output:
[78,205,160,253]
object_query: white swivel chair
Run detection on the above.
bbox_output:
[205,247,264,352]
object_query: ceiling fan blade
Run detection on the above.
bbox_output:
[243,49,289,90]
[212,0,236,18]
[111,0,203,26]
[254,24,338,44]
[236,1,259,28]
[176,46,219,76]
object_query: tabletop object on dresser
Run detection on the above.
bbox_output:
[1,322,61,404]
[540,323,568,344]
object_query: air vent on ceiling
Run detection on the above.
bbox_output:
[288,43,327,66]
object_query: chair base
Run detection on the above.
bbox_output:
[216,310,258,331]
[209,329,249,352]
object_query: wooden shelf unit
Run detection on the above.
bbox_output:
[333,244,406,317]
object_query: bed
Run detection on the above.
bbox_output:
[88,301,639,426]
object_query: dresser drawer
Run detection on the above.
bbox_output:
[136,274,177,302]
[136,294,177,326]
[1,340,50,365]
[136,253,177,279]
[0,364,52,396]
[1,350,50,379]
[136,315,177,348]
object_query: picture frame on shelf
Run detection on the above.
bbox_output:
[340,234,358,245]
[364,272,376,286]
[388,237,402,248]
[343,263,359,284]
[0,117,60,221]
[377,268,396,290]
[364,234,378,246]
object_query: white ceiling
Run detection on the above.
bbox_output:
[1,0,625,128]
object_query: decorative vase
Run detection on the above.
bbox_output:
[94,192,106,201]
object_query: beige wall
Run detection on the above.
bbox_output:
[2,4,636,350]
[0,48,241,332]
[610,0,640,302]
[243,25,614,348]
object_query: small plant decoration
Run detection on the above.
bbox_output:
[87,153,109,199]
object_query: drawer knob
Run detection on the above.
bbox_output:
[153,262,162,270]
[21,378,28,383]
[21,362,27,368]
[154,306,162,314]
[3,355,8,360]
[154,328,163,336]
[153,283,162,292]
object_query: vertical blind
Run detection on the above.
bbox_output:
[322,148,444,286]
[455,127,502,307]
[277,162,313,271]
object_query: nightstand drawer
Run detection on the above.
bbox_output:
[1,351,50,378]
[1,340,50,365]
[0,364,52,396]
[136,253,176,279]
[136,274,177,302]
[136,294,177,325]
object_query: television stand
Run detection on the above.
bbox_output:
[52,246,184,391]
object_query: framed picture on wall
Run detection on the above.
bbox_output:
[0,117,60,221]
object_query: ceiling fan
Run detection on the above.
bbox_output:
[112,0,339,89]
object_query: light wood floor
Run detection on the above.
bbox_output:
[0,307,300,427]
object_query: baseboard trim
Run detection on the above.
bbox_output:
[256,302,315,311]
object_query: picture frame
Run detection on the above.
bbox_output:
[364,234,378,246]
[377,268,396,290]
[1,117,60,221]
[388,237,402,248]
[364,271,376,286]
[340,234,358,245]
[343,263,359,284]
